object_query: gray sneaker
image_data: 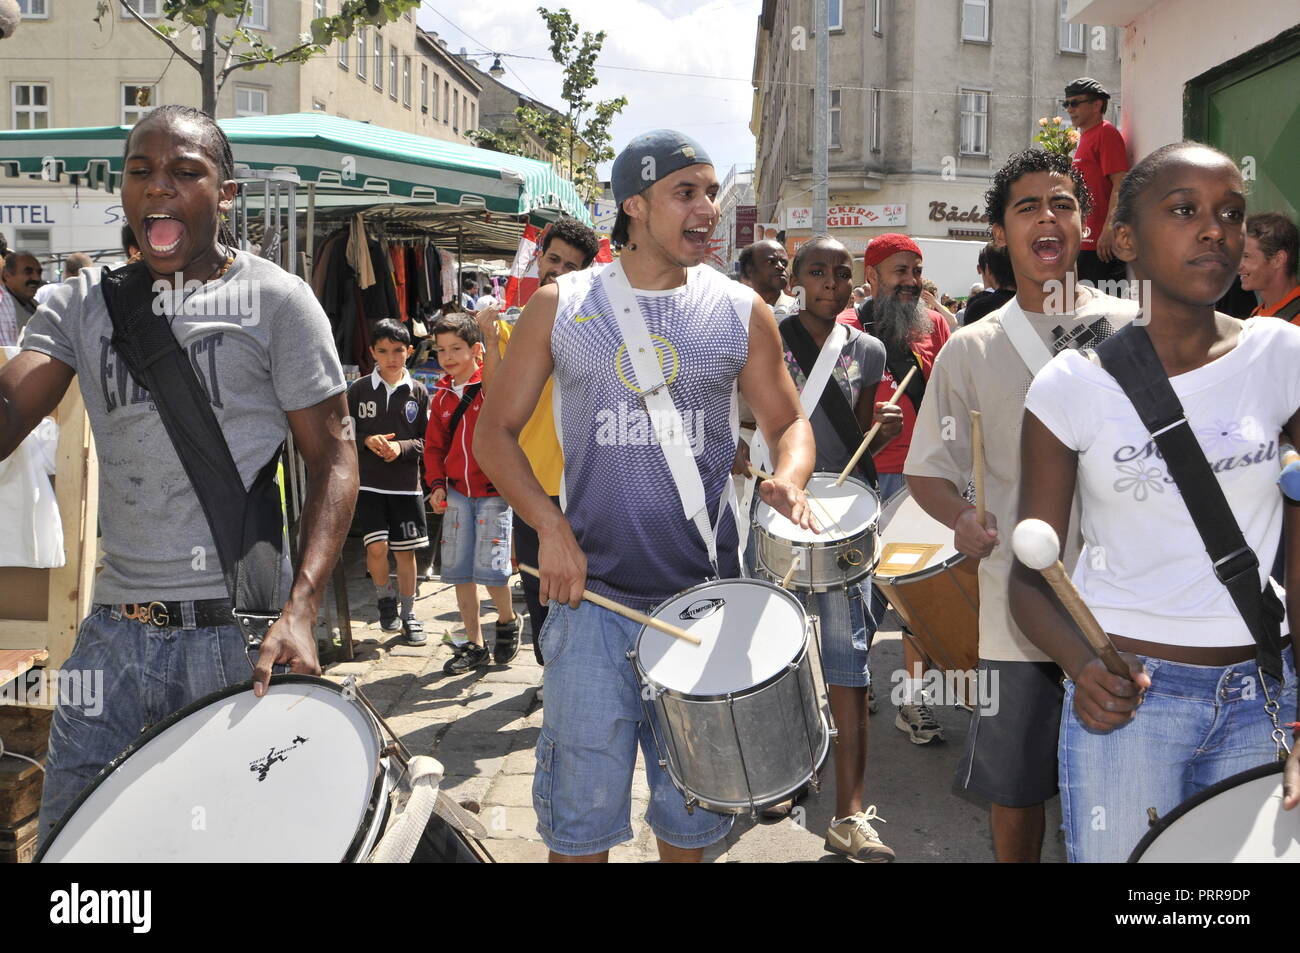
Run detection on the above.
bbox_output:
[377,596,400,633]
[402,617,427,646]
[895,703,945,744]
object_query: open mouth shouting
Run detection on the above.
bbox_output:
[144,213,187,256]
[683,224,713,251]
[1032,236,1064,264]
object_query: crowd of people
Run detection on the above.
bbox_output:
[1,72,1300,864]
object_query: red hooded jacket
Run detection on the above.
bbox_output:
[423,367,499,498]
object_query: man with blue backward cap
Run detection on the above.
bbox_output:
[476,130,819,863]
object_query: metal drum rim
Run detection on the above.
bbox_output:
[751,470,881,541]
[1127,761,1288,863]
[35,673,389,864]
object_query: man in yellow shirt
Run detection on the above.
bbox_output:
[476,218,601,662]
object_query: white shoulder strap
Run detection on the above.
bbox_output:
[750,321,847,473]
[601,262,720,573]
[999,296,1055,377]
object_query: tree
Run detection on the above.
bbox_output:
[466,127,529,158]
[515,7,627,202]
[105,0,419,117]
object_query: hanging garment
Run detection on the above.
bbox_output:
[0,348,64,568]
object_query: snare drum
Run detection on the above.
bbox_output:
[1129,762,1300,863]
[38,676,393,863]
[631,578,830,814]
[752,472,880,592]
[872,487,980,676]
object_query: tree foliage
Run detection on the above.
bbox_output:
[513,6,627,202]
[106,0,418,116]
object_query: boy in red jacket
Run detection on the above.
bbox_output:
[425,314,520,673]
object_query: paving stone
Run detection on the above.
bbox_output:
[373,655,432,673]
[501,747,536,776]
[458,686,535,713]
[508,726,541,752]
[439,774,492,805]
[478,839,549,863]
[478,805,540,840]
[486,772,534,807]
[389,644,435,658]
[480,666,543,685]
[326,661,371,676]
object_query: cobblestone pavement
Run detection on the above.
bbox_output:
[325,538,1065,863]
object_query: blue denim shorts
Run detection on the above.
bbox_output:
[1059,646,1297,863]
[439,487,513,586]
[533,600,734,855]
[796,582,874,688]
[39,604,262,842]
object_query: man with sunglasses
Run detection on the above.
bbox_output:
[1064,78,1129,289]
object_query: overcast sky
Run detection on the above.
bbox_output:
[417,0,761,183]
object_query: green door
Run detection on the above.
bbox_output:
[1187,32,1300,219]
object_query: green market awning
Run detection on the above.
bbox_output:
[0,112,590,224]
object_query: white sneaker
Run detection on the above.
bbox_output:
[825,807,895,862]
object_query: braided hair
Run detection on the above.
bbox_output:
[124,104,239,247]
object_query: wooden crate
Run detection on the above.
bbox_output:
[0,755,44,828]
[0,813,37,864]
[0,705,53,759]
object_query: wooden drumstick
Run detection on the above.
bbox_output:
[835,364,918,487]
[517,564,701,646]
[1011,520,1131,680]
[780,551,802,589]
[970,409,986,522]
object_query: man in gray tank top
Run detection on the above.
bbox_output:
[477,130,817,863]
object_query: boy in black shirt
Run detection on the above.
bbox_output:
[348,319,431,644]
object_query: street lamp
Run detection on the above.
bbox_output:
[489,56,506,79]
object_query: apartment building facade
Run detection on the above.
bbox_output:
[0,1,481,258]
[751,0,1123,273]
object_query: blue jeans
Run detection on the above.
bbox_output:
[439,487,512,585]
[533,600,733,855]
[797,583,874,688]
[1059,647,1297,863]
[38,605,262,843]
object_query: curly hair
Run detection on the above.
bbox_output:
[984,148,1092,229]
[542,217,600,266]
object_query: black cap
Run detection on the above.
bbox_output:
[1064,77,1110,100]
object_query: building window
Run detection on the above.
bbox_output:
[356,28,367,81]
[11,83,50,129]
[312,99,326,111]
[828,0,842,31]
[313,0,324,17]
[453,91,459,132]
[15,229,50,257]
[873,0,883,35]
[122,0,160,16]
[829,88,841,148]
[871,87,881,152]
[245,0,266,30]
[959,87,989,155]
[961,0,989,42]
[443,80,450,124]
[338,37,348,70]
[420,64,428,113]
[470,102,476,130]
[389,48,398,100]
[402,56,411,107]
[121,84,156,125]
[235,86,267,117]
[1059,0,1085,53]
[18,1,49,17]
[373,34,383,90]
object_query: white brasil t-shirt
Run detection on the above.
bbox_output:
[1025,317,1300,648]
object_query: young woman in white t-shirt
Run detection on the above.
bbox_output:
[1010,142,1300,862]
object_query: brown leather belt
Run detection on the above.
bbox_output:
[101,599,237,629]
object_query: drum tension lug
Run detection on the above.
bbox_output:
[1146,806,1160,827]
[827,728,839,738]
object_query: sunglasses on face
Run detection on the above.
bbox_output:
[1061,97,1097,108]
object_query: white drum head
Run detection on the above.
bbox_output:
[637,580,806,696]
[876,488,959,577]
[41,678,385,863]
[1132,764,1300,862]
[754,472,879,544]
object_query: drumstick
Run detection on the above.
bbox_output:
[780,551,802,589]
[1011,520,1131,680]
[517,564,701,646]
[835,365,918,487]
[970,409,986,522]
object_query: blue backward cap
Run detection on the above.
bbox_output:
[611,129,713,205]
